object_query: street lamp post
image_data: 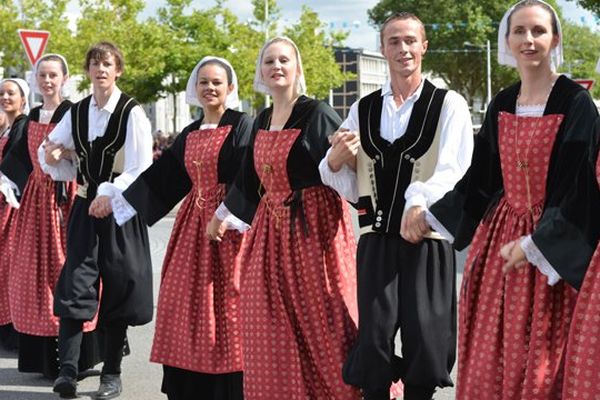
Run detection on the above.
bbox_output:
[485,39,492,108]
[264,0,270,108]
[464,41,492,110]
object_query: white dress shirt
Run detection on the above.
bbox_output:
[319,79,474,213]
[37,87,153,199]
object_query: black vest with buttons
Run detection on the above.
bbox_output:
[356,79,447,235]
[72,93,138,199]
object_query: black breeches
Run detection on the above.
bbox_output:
[53,197,153,325]
[343,233,456,396]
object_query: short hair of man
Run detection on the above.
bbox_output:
[380,12,427,46]
[83,41,125,73]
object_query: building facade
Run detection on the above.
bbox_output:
[331,47,388,119]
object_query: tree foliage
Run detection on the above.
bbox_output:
[0,0,354,111]
[566,0,600,17]
[562,22,600,99]
[284,6,352,100]
[367,0,600,105]
[368,0,520,105]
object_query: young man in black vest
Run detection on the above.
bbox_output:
[40,42,153,400]
[320,13,474,400]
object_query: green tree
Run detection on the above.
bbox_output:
[566,0,600,17]
[0,0,75,78]
[0,2,23,77]
[72,0,167,103]
[369,0,523,106]
[561,21,600,98]
[284,6,352,99]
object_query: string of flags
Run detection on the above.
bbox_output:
[326,16,599,31]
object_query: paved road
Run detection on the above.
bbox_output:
[0,216,463,400]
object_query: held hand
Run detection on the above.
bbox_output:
[327,129,360,172]
[500,239,527,274]
[206,215,226,242]
[88,195,113,218]
[43,140,66,166]
[400,206,430,244]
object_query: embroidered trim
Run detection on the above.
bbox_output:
[521,235,561,285]
[424,209,454,244]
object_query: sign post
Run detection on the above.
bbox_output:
[18,29,50,66]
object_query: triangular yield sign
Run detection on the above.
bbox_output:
[573,79,595,91]
[18,29,50,66]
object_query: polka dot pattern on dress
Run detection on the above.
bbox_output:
[0,136,17,326]
[150,125,245,374]
[7,121,96,336]
[562,153,600,400]
[456,112,575,400]
[240,128,360,400]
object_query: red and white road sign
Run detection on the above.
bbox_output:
[18,29,50,66]
[574,79,595,91]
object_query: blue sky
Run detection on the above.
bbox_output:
[66,0,598,52]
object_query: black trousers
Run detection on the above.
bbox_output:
[342,233,456,398]
[53,197,153,325]
[58,318,126,378]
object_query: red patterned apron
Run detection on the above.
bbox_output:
[150,125,245,373]
[240,128,360,399]
[0,135,17,325]
[562,150,600,400]
[456,112,576,400]
[7,120,95,335]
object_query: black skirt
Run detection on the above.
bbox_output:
[18,331,103,379]
[161,365,243,400]
[0,323,19,351]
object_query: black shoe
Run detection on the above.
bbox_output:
[95,374,122,400]
[362,388,390,400]
[403,384,436,400]
[53,375,77,398]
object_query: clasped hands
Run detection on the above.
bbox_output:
[206,215,228,242]
[43,139,74,166]
[43,140,111,218]
[401,208,528,275]
[326,128,360,172]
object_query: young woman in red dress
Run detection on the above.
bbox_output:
[114,56,253,400]
[0,78,29,351]
[208,37,361,400]
[0,54,100,378]
[420,1,599,399]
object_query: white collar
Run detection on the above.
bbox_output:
[381,79,425,103]
[91,87,122,114]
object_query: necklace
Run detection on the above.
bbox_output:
[257,115,287,228]
[192,122,220,209]
[514,113,541,214]
[513,79,556,213]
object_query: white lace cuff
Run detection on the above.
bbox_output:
[215,202,251,233]
[521,235,561,285]
[111,191,138,226]
[41,159,77,181]
[97,182,122,198]
[404,193,428,213]
[424,209,455,243]
[0,177,20,209]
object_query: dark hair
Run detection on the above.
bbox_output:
[84,41,125,72]
[198,59,233,85]
[38,54,68,76]
[505,0,559,38]
[380,12,427,46]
